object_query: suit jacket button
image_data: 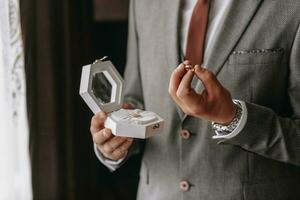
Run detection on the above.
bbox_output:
[180,129,191,139]
[180,180,190,191]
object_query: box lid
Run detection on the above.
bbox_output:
[80,58,124,113]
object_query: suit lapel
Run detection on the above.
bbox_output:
[163,0,185,119]
[183,0,263,121]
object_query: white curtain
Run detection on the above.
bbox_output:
[0,0,32,199]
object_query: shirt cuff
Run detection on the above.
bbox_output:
[93,143,127,172]
[212,100,248,140]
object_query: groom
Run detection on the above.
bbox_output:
[90,0,300,199]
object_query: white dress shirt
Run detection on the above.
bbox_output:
[95,0,248,169]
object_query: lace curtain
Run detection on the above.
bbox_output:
[0,0,32,199]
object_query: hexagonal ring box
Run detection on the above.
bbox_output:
[79,57,164,139]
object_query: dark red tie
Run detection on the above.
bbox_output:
[185,0,211,66]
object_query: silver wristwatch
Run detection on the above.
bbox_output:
[211,101,243,134]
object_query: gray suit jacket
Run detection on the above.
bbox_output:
[112,0,300,199]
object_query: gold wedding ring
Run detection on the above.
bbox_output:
[185,65,195,72]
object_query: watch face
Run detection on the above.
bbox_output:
[92,72,112,104]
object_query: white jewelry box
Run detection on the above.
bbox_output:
[79,57,164,139]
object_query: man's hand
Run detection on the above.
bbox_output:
[168,60,237,125]
[90,103,134,161]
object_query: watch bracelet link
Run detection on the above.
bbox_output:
[211,101,243,134]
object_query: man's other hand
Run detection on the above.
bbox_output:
[169,60,237,125]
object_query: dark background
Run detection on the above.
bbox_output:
[20,0,141,199]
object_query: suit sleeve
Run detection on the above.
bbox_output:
[219,24,300,167]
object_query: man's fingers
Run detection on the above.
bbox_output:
[99,138,134,161]
[93,128,113,145]
[168,63,188,109]
[176,70,195,98]
[169,63,187,95]
[90,112,107,134]
[194,65,222,96]
[101,136,128,154]
[111,139,134,160]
